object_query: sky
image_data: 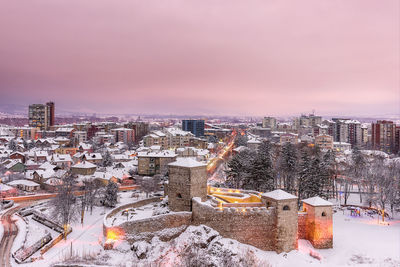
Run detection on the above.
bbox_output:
[0,0,399,117]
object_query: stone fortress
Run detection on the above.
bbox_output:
[104,157,333,253]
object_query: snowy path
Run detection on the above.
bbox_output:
[0,204,29,267]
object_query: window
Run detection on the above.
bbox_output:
[322,212,327,217]
[177,193,183,199]
[283,205,290,211]
[266,202,271,208]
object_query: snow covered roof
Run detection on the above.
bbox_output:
[8,179,40,187]
[34,169,56,179]
[233,146,248,153]
[39,162,56,170]
[83,153,102,160]
[55,127,74,132]
[4,159,23,169]
[168,157,206,168]
[247,139,261,144]
[72,161,97,169]
[54,136,70,142]
[262,189,297,200]
[152,130,166,137]
[164,128,193,137]
[302,196,333,206]
[137,150,177,158]
[52,154,72,162]
[0,183,14,191]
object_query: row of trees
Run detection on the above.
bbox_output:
[51,173,162,230]
[226,140,335,205]
[226,138,400,214]
[51,174,119,229]
[341,147,400,215]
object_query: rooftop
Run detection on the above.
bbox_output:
[262,189,297,200]
[302,196,333,206]
[168,157,206,168]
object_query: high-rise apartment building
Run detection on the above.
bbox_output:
[372,120,396,154]
[294,114,322,129]
[262,117,277,129]
[331,119,362,147]
[28,102,55,130]
[182,119,205,137]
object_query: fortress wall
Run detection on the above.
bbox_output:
[191,197,278,251]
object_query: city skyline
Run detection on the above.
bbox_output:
[0,0,399,117]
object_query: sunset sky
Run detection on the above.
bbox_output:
[0,0,399,116]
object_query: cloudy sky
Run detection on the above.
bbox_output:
[0,0,398,116]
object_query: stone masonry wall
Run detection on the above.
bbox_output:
[274,199,298,253]
[119,212,192,243]
[103,197,161,236]
[297,212,307,239]
[191,198,277,251]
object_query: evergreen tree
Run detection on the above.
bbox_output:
[279,143,298,194]
[23,139,28,150]
[103,181,118,207]
[298,148,312,205]
[246,141,275,192]
[225,149,256,189]
[102,150,113,167]
[320,150,335,199]
[234,134,248,147]
[8,139,17,151]
[309,153,323,197]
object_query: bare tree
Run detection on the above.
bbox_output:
[137,176,160,198]
[52,174,78,239]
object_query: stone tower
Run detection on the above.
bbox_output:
[261,189,298,253]
[302,196,333,249]
[167,158,207,212]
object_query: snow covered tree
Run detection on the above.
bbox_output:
[137,176,160,197]
[350,146,366,203]
[386,161,400,215]
[278,142,298,194]
[22,139,28,150]
[234,134,248,147]
[102,150,113,167]
[103,181,119,207]
[297,148,313,205]
[225,149,256,189]
[82,179,103,218]
[320,150,335,199]
[367,156,396,221]
[8,139,17,151]
[246,141,275,192]
[52,174,78,239]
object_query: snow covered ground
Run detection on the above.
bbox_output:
[12,215,27,254]
[56,192,400,267]
[107,203,157,226]
[7,190,399,266]
[59,209,400,267]
[9,191,149,267]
